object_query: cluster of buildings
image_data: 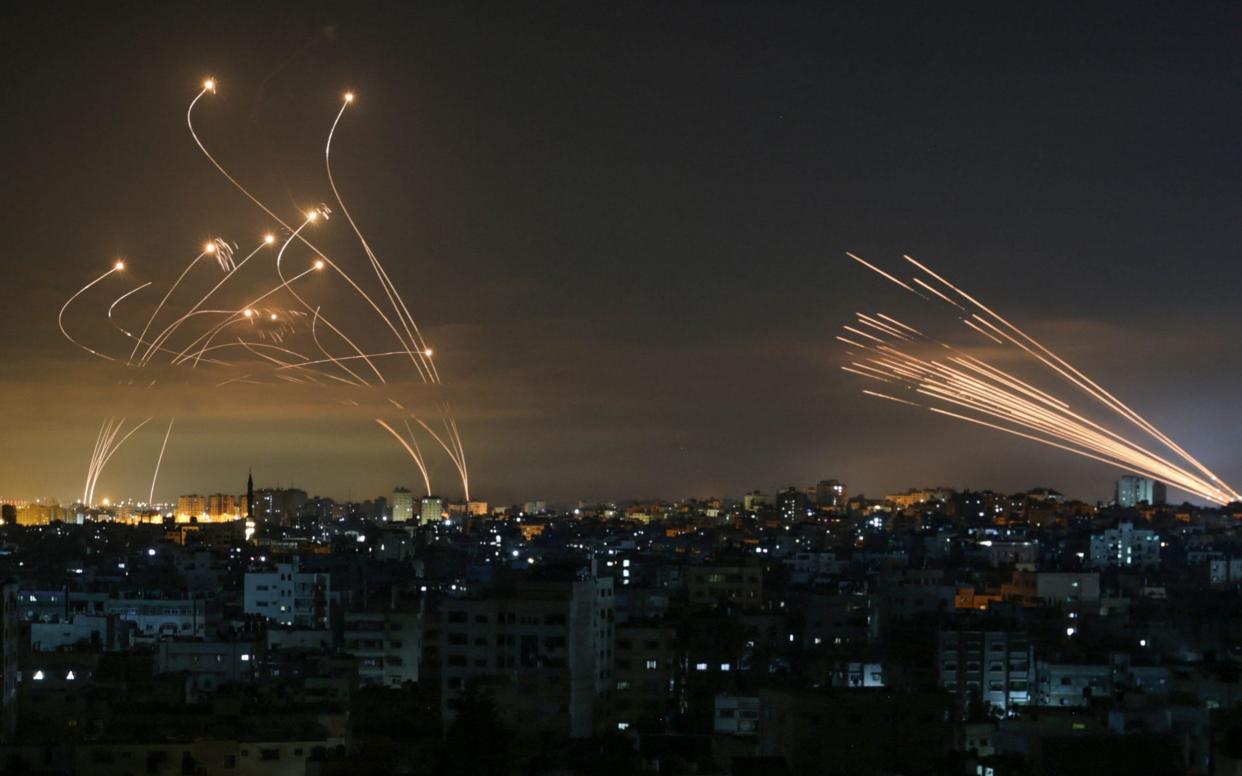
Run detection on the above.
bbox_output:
[0,474,1241,774]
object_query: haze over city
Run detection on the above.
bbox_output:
[5,3,1241,505]
[8,5,1242,776]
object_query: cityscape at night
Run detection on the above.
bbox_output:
[4,3,1242,775]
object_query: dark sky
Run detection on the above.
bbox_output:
[3,2,1241,506]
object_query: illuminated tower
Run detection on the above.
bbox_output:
[247,469,254,520]
[392,487,415,522]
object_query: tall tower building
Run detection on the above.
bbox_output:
[814,479,846,508]
[247,469,254,520]
[392,487,415,522]
[1116,476,1166,508]
[421,496,446,524]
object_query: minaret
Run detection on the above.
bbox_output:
[247,469,254,520]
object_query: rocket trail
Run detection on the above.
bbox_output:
[839,252,1238,504]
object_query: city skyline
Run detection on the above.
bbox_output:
[5,5,1242,775]
[5,3,1241,505]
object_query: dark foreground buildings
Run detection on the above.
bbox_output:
[1,479,1242,774]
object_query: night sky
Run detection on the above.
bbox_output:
[4,2,1241,506]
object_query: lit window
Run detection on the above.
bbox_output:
[32,671,44,681]
[695,662,708,671]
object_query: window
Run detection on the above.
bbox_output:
[645,660,658,670]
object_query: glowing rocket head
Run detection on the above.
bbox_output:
[313,259,325,270]
[263,234,276,245]
[344,92,355,103]
[113,260,126,272]
[204,242,216,254]
[203,78,216,93]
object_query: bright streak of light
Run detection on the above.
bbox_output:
[149,418,175,504]
[839,252,1239,505]
[58,80,475,507]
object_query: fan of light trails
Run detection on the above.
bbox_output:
[840,253,1238,505]
[58,77,473,504]
[83,417,153,507]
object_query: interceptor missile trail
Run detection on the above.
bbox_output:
[60,261,126,361]
[149,418,174,505]
[375,418,433,496]
[83,417,153,507]
[327,93,438,384]
[139,236,273,365]
[129,246,212,364]
[188,83,406,385]
[60,77,475,503]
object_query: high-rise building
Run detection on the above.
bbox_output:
[1116,476,1166,508]
[814,479,846,508]
[13,503,65,526]
[206,493,241,520]
[1089,521,1161,568]
[743,491,773,512]
[176,494,208,521]
[938,628,1034,715]
[435,566,613,737]
[252,488,308,526]
[243,560,331,628]
[421,496,445,524]
[392,487,415,522]
[777,486,810,521]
